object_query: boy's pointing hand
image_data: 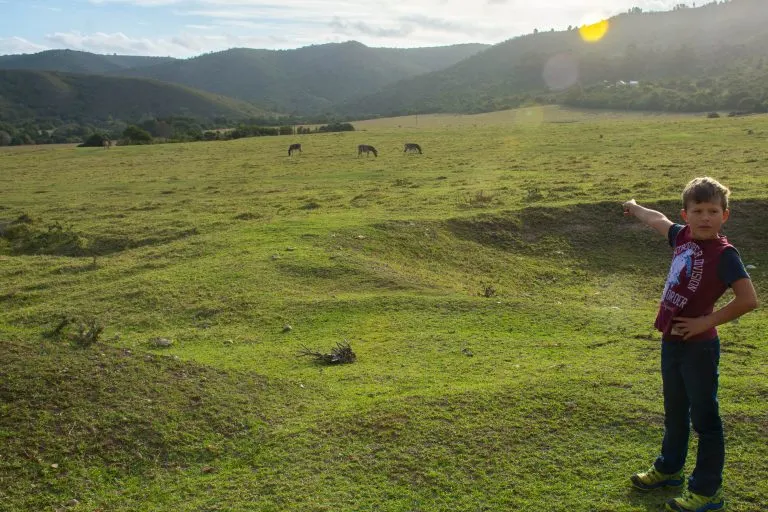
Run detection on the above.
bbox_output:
[623,199,637,216]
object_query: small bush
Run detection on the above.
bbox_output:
[1,217,89,256]
[79,133,110,147]
[480,284,497,298]
[14,213,33,224]
[317,122,355,132]
[72,318,104,348]
[234,212,260,220]
[45,315,104,348]
[457,190,496,209]
[7,221,88,257]
[470,190,494,207]
[525,188,544,202]
[122,125,153,145]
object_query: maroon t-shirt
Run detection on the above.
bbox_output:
[655,225,733,341]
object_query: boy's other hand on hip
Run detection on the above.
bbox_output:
[672,316,712,340]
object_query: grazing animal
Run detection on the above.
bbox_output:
[288,143,302,156]
[102,137,111,149]
[358,144,378,157]
[403,143,422,154]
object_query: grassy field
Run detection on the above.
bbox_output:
[1,106,766,511]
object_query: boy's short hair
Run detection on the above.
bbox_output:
[682,177,730,210]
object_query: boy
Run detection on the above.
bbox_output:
[622,177,758,512]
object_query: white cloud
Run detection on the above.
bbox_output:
[216,20,272,29]
[45,31,189,56]
[0,37,49,55]
[6,0,686,57]
[329,18,413,39]
[42,30,298,56]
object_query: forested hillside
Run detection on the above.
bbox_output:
[113,42,488,115]
[0,70,265,125]
[338,0,768,117]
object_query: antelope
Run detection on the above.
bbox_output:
[403,143,422,154]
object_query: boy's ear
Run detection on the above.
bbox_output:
[680,209,688,223]
[722,208,730,223]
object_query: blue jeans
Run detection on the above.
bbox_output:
[654,338,723,496]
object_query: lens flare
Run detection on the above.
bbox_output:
[579,19,609,43]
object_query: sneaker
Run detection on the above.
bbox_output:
[665,488,725,511]
[630,466,685,491]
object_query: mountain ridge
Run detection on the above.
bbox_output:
[0,42,491,117]
[0,69,267,124]
[0,49,176,74]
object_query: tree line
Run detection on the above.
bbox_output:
[1,116,355,147]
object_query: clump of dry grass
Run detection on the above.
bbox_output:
[298,340,356,365]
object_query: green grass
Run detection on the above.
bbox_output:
[1,107,767,511]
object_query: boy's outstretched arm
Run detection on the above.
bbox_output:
[674,278,759,340]
[622,199,673,238]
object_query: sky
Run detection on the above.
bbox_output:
[0,0,684,58]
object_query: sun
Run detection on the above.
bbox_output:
[579,19,609,43]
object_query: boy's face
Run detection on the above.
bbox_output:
[681,200,729,239]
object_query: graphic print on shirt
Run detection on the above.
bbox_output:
[660,247,696,307]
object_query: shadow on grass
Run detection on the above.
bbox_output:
[0,341,273,474]
[626,487,680,511]
[445,199,768,276]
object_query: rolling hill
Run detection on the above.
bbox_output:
[337,0,768,117]
[114,41,489,115]
[0,70,266,124]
